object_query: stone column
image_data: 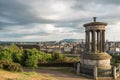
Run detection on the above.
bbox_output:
[76,63,80,75]
[100,30,103,52]
[97,30,100,52]
[119,64,120,74]
[85,31,88,51]
[113,66,117,80]
[90,31,92,52]
[94,66,98,80]
[92,30,96,52]
[102,30,105,52]
[88,31,90,51]
[73,62,76,71]
[86,31,90,51]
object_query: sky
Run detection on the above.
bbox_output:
[0,0,120,42]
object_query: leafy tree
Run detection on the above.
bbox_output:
[0,45,4,51]
[45,54,52,62]
[8,44,23,63]
[9,44,20,53]
[0,44,80,68]
[40,53,52,63]
[12,52,22,63]
[52,53,63,61]
[21,49,40,68]
[0,49,13,62]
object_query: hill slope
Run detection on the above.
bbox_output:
[0,69,57,80]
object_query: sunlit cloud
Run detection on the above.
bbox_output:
[0,0,120,41]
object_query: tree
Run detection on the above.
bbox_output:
[0,49,13,62]
[9,44,23,63]
[21,49,40,68]
[52,53,63,61]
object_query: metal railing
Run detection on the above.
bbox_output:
[80,66,94,76]
[80,64,94,76]
[97,68,113,77]
[116,66,120,77]
[74,62,120,79]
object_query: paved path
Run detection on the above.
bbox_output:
[24,67,92,80]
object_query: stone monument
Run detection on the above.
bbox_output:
[81,17,111,69]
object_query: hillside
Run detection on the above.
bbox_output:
[0,67,91,80]
[0,69,57,80]
[60,39,84,43]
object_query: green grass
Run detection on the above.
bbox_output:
[0,69,57,80]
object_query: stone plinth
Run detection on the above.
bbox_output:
[81,52,111,69]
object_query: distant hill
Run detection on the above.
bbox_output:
[60,39,84,43]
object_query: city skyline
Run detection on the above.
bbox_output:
[0,0,120,41]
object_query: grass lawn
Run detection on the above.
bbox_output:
[0,67,92,80]
[0,67,75,80]
[0,69,57,80]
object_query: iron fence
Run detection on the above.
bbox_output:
[116,66,120,77]
[98,68,113,77]
[74,62,120,79]
[80,64,94,76]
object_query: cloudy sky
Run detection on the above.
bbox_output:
[0,0,120,41]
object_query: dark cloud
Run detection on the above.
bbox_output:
[0,0,31,23]
[0,0,120,41]
[0,31,50,38]
[0,0,57,28]
[97,0,120,5]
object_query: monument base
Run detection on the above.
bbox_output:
[81,52,111,69]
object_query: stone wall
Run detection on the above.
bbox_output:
[81,59,111,69]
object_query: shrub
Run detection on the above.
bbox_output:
[8,63,23,72]
[0,49,13,62]
[62,57,70,62]
[52,53,63,61]
[0,60,9,69]
[40,53,52,63]
[21,49,40,68]
[45,54,52,62]
[0,60,23,72]
[12,52,22,63]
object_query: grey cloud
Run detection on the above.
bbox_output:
[0,0,120,26]
[0,0,57,28]
[0,0,31,28]
[72,0,120,9]
[0,31,50,39]
[97,0,120,5]
[71,0,120,25]
[0,0,120,41]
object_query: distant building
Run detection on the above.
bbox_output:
[106,41,120,54]
[0,40,85,54]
